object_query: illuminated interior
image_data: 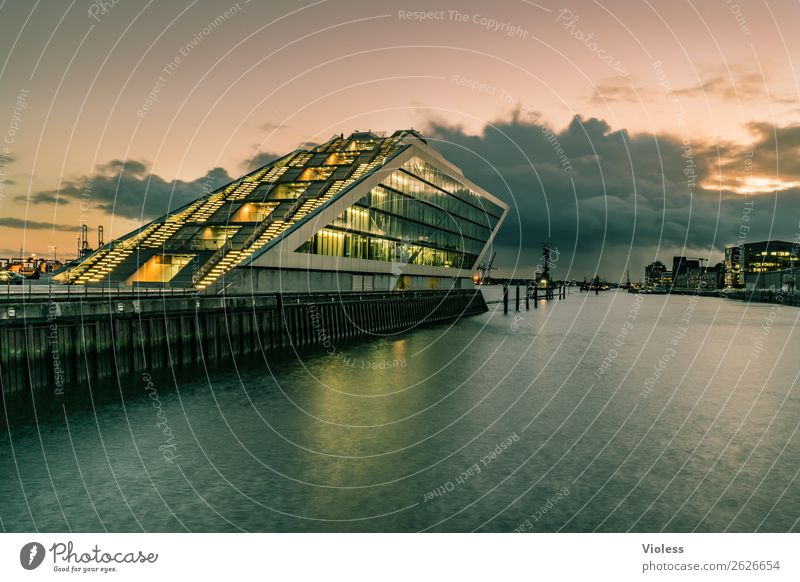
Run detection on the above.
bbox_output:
[296,164,504,270]
[298,166,336,181]
[267,183,308,200]
[128,254,194,283]
[324,152,358,165]
[231,202,278,223]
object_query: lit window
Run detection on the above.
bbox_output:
[267,183,307,199]
[324,152,357,165]
[128,254,194,283]
[298,167,335,181]
[190,226,239,250]
[231,202,278,222]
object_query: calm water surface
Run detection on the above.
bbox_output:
[2,288,799,532]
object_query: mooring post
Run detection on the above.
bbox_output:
[503,284,508,314]
[533,285,538,308]
[515,285,520,312]
[525,285,530,310]
[595,285,599,296]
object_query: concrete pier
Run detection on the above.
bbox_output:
[0,289,487,395]
[725,288,800,306]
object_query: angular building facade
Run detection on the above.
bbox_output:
[58,130,508,293]
[724,245,743,288]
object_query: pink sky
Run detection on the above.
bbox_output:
[1,0,798,273]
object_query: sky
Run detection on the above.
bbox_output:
[1,0,799,281]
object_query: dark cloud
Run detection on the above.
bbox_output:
[25,160,233,220]
[15,191,60,205]
[425,114,800,279]
[0,217,82,232]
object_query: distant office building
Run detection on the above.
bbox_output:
[670,259,723,290]
[724,245,743,287]
[742,240,800,290]
[754,266,799,292]
[645,260,666,285]
[658,270,673,287]
[743,240,799,273]
[673,266,719,290]
[672,256,700,281]
[706,262,726,289]
[672,256,685,279]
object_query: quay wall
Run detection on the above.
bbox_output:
[0,289,487,395]
[725,289,800,307]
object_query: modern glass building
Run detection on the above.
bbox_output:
[58,130,508,293]
[742,240,799,274]
[724,245,743,287]
[740,240,800,290]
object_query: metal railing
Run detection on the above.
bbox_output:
[0,282,480,304]
[0,282,198,303]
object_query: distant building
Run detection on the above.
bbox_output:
[672,256,700,281]
[670,260,724,290]
[754,267,799,292]
[742,240,800,290]
[658,270,673,288]
[724,245,743,287]
[644,260,666,285]
[673,267,715,290]
[706,262,726,289]
[1,256,63,277]
[743,240,799,273]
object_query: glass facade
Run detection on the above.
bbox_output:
[725,245,743,287]
[64,130,506,288]
[743,241,799,273]
[400,157,504,224]
[297,161,502,270]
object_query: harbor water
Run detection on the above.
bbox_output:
[1,287,799,532]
